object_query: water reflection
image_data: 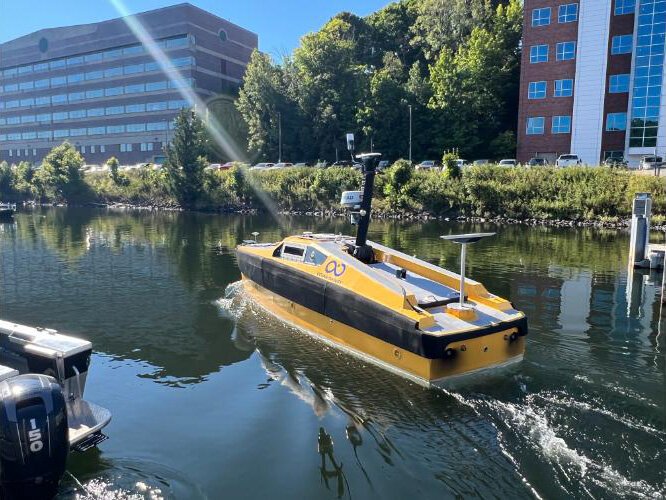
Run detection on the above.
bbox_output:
[0,208,664,499]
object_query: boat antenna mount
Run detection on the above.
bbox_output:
[440,233,495,311]
[340,152,381,263]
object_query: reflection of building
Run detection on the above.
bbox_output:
[0,3,257,164]
[518,0,665,166]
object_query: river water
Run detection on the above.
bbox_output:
[0,208,664,499]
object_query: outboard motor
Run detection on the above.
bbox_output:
[0,373,69,499]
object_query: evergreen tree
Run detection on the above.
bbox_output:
[165,109,209,208]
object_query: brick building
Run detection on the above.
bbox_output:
[517,0,664,166]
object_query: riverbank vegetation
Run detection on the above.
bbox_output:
[2,150,665,221]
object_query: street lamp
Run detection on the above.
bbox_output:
[408,104,412,164]
[277,111,282,163]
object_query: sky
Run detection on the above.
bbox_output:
[0,0,392,59]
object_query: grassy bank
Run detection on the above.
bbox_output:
[87,164,666,221]
[5,163,666,221]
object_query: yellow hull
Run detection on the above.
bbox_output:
[242,277,525,386]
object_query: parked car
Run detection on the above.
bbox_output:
[331,160,355,167]
[455,159,468,168]
[603,157,628,168]
[639,155,663,170]
[249,162,274,170]
[555,154,582,167]
[528,157,547,166]
[266,162,293,170]
[293,162,310,167]
[377,160,390,171]
[314,161,328,168]
[473,159,489,165]
[498,159,517,166]
[415,160,437,170]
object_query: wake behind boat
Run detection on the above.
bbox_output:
[236,153,527,386]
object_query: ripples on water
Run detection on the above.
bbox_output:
[218,277,665,499]
[1,210,664,499]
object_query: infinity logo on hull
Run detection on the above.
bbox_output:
[325,260,346,277]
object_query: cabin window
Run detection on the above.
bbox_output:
[305,246,327,266]
[280,244,306,262]
[283,246,304,257]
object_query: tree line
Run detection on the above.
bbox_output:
[236,0,522,163]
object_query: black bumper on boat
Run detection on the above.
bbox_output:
[236,251,527,359]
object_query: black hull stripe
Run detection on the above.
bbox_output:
[236,251,527,359]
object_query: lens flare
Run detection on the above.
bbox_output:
[108,0,286,228]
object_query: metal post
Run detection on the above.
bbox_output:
[408,104,412,164]
[459,243,466,307]
[278,111,282,163]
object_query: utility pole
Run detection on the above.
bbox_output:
[408,104,412,164]
[277,111,282,163]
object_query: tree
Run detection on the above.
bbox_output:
[428,0,522,158]
[34,142,85,202]
[237,50,293,160]
[107,156,129,186]
[165,109,209,208]
[411,0,501,60]
[292,16,370,159]
[0,161,12,198]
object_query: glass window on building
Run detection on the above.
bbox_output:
[558,3,578,23]
[532,7,551,26]
[105,87,124,97]
[20,98,35,107]
[552,115,571,134]
[606,112,627,131]
[147,122,168,131]
[70,109,86,119]
[105,106,124,115]
[554,79,574,97]
[120,143,133,152]
[609,74,630,92]
[125,83,145,94]
[67,73,84,84]
[104,67,123,78]
[127,123,146,132]
[35,79,49,89]
[530,45,549,63]
[107,125,125,134]
[69,92,85,102]
[19,81,34,90]
[124,64,144,75]
[146,81,168,91]
[88,127,105,135]
[556,41,576,61]
[50,76,67,87]
[615,0,635,15]
[53,112,68,121]
[88,108,105,117]
[84,52,103,63]
[147,102,168,111]
[126,103,146,113]
[629,0,664,147]
[611,34,633,54]
[67,56,84,66]
[86,70,104,81]
[86,89,104,99]
[526,117,545,135]
[528,81,547,99]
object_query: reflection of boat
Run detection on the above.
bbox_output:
[0,320,111,498]
[0,203,16,220]
[236,153,527,387]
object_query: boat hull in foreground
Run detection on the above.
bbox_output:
[241,277,525,387]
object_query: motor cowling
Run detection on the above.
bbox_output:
[0,374,69,500]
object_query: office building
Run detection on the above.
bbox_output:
[0,3,257,164]
[517,0,665,166]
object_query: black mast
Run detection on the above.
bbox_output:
[352,153,380,263]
